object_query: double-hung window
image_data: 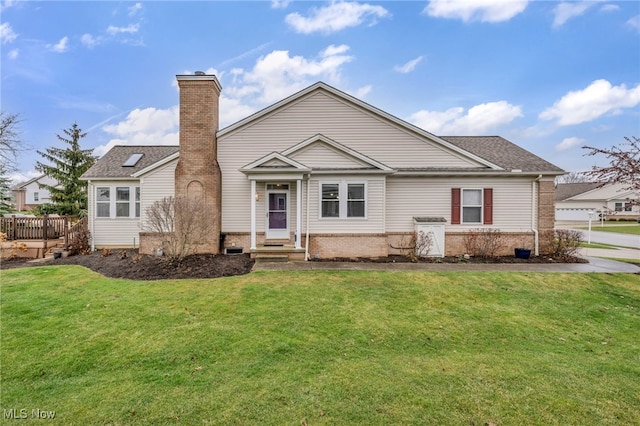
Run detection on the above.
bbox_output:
[34,192,39,202]
[320,181,366,219]
[451,188,493,225]
[462,189,482,223]
[96,185,140,218]
[97,187,111,218]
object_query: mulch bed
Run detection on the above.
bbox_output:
[0,249,255,281]
[1,249,587,280]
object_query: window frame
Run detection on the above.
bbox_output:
[461,188,483,224]
[319,180,367,220]
[95,185,140,219]
[33,192,39,202]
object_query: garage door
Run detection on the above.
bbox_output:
[556,208,594,221]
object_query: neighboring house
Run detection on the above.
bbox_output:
[11,175,57,211]
[82,73,564,259]
[556,182,640,221]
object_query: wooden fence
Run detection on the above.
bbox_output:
[0,215,80,242]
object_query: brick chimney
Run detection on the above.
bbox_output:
[175,72,222,254]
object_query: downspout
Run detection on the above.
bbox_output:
[89,180,95,252]
[532,174,542,256]
[305,175,311,261]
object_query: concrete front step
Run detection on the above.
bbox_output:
[254,254,290,263]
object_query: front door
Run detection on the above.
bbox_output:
[266,184,289,239]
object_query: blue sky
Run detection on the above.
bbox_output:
[2,0,639,182]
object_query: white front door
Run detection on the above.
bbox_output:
[266,184,290,239]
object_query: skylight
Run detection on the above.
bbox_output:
[123,153,144,167]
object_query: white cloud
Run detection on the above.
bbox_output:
[627,15,640,32]
[271,0,290,9]
[7,48,18,59]
[95,106,179,156]
[555,137,584,152]
[600,4,619,12]
[128,2,142,17]
[1,0,16,13]
[409,101,523,134]
[9,170,41,186]
[107,24,140,35]
[552,1,598,28]
[0,22,18,44]
[353,85,372,98]
[539,79,640,126]
[81,33,100,48]
[49,36,69,53]
[394,56,424,74]
[101,44,360,146]
[241,45,354,103]
[285,2,390,34]
[424,0,528,23]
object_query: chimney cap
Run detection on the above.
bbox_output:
[195,71,206,76]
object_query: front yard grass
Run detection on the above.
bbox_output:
[581,223,640,235]
[1,266,639,425]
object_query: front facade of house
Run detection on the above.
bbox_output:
[556,182,640,222]
[82,73,564,259]
[12,175,56,211]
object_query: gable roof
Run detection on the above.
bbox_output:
[12,174,46,190]
[441,136,565,174]
[219,82,562,175]
[240,152,311,173]
[555,182,600,201]
[82,146,179,179]
[282,134,394,172]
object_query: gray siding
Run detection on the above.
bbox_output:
[139,159,177,230]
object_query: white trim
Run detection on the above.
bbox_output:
[281,133,394,172]
[176,74,222,92]
[296,179,302,249]
[241,152,310,172]
[265,184,290,239]
[94,184,141,219]
[461,188,483,225]
[250,180,256,249]
[318,180,368,220]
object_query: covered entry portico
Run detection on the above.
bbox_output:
[241,153,311,252]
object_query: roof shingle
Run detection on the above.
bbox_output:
[82,146,179,179]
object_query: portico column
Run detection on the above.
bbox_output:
[296,179,302,249]
[250,179,257,249]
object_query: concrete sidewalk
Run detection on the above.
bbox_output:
[253,257,640,273]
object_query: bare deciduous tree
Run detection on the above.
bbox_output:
[143,196,214,263]
[555,171,592,184]
[583,136,640,206]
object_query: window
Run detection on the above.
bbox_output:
[615,202,632,212]
[320,181,366,219]
[135,187,140,217]
[97,187,110,218]
[451,188,493,225]
[33,192,39,202]
[95,185,140,218]
[116,187,130,217]
[347,184,365,217]
[462,189,482,223]
[321,184,340,218]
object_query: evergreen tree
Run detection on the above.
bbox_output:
[0,112,22,215]
[0,165,14,214]
[36,123,96,216]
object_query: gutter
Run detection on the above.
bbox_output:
[532,175,542,256]
[88,180,95,252]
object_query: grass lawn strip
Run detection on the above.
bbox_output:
[579,224,640,235]
[1,266,639,425]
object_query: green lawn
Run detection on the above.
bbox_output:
[581,223,640,235]
[1,266,639,425]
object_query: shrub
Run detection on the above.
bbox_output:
[463,228,505,258]
[541,229,583,261]
[66,222,91,256]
